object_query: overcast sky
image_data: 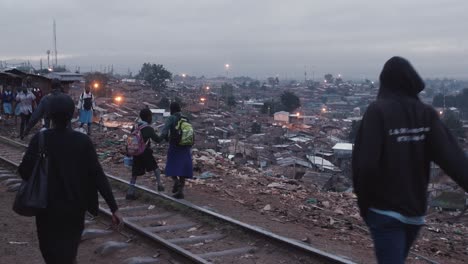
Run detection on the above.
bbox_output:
[1,0,467,79]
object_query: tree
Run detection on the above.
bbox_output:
[157,97,170,109]
[432,93,444,107]
[261,100,284,116]
[251,122,261,133]
[280,91,301,112]
[248,80,261,89]
[240,81,248,89]
[220,83,234,99]
[442,110,465,138]
[324,73,334,83]
[227,96,237,107]
[267,77,279,86]
[136,63,172,90]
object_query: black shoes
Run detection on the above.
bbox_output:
[172,184,179,194]
[173,192,184,199]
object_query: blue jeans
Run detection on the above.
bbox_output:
[365,210,421,264]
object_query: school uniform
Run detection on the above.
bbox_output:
[77,92,95,124]
[16,90,36,138]
[131,122,162,176]
[1,91,14,114]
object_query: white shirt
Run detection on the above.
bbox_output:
[77,91,95,110]
[16,91,36,115]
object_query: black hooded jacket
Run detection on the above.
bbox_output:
[352,57,468,217]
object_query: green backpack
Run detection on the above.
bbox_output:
[172,116,194,146]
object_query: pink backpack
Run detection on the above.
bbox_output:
[126,124,148,156]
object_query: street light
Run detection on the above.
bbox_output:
[225,64,230,77]
[93,82,99,89]
[114,96,123,103]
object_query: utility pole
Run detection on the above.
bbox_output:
[53,19,58,67]
[46,50,50,68]
[304,65,307,83]
[443,85,446,112]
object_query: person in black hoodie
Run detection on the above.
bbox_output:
[18,94,122,264]
[352,56,468,264]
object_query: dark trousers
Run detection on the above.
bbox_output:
[365,210,421,264]
[20,113,31,138]
[36,209,85,264]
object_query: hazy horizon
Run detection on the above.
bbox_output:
[1,0,467,80]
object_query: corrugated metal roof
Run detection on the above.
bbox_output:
[46,72,83,82]
[332,143,353,151]
[306,155,341,172]
[276,156,312,168]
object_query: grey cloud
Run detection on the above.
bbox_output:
[1,0,467,79]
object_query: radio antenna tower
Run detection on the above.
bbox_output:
[53,19,58,67]
[46,50,50,68]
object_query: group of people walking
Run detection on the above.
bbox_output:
[1,79,96,137]
[1,79,42,139]
[126,102,193,200]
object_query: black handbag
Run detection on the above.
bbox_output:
[13,131,48,216]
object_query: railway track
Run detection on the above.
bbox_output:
[0,135,355,264]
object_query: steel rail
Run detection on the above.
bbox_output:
[105,173,355,264]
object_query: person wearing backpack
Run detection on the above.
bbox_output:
[126,108,164,200]
[160,102,194,199]
[77,84,95,135]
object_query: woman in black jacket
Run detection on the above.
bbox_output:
[18,94,122,264]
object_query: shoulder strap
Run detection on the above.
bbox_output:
[135,124,148,133]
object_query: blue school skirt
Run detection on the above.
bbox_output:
[3,103,12,114]
[79,110,93,124]
[165,144,193,178]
